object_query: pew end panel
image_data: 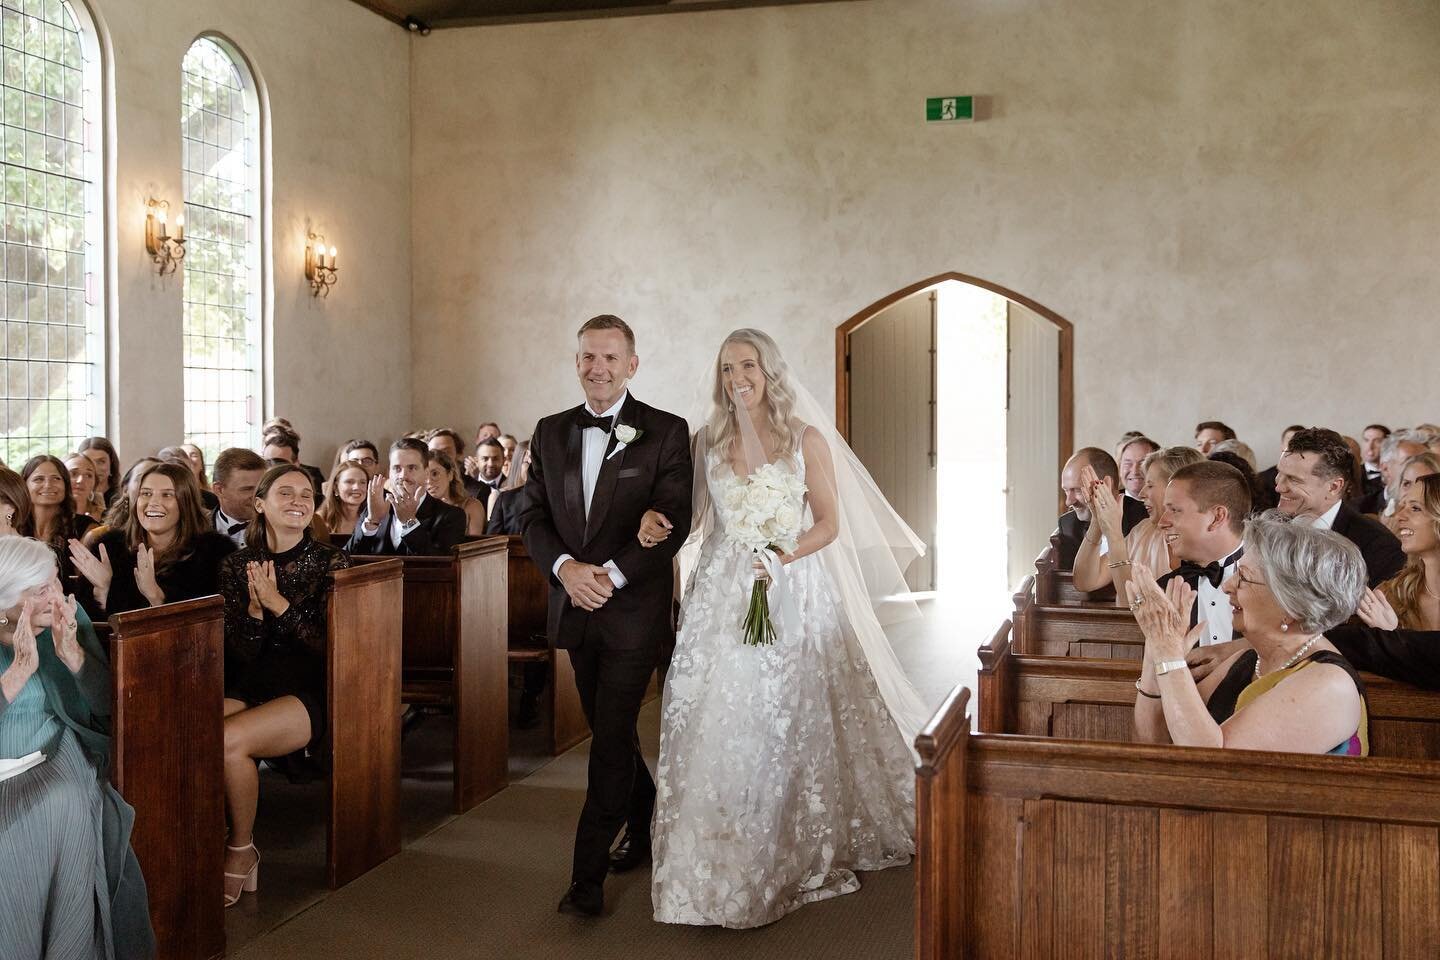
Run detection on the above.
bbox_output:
[326,559,404,888]
[914,685,970,960]
[453,537,510,812]
[505,536,587,755]
[110,596,226,960]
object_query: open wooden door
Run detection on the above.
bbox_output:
[1005,301,1060,588]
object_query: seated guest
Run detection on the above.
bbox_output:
[1114,430,1145,462]
[1360,423,1390,495]
[348,439,466,556]
[1359,474,1440,631]
[1129,515,1369,755]
[1153,461,1250,647]
[1255,424,1304,500]
[427,428,474,498]
[498,433,519,477]
[76,436,120,508]
[260,421,327,509]
[317,459,369,540]
[338,439,380,475]
[0,538,155,956]
[218,464,349,907]
[464,437,507,511]
[1328,621,1440,689]
[181,444,211,491]
[1056,447,1148,570]
[0,466,30,538]
[65,453,104,522]
[1208,438,1257,471]
[212,448,267,547]
[1193,420,1236,455]
[1117,435,1159,502]
[158,444,220,511]
[1208,449,1269,514]
[474,421,501,446]
[1380,452,1440,536]
[68,461,236,616]
[1359,430,1428,516]
[1276,427,1404,587]
[1073,446,1201,596]
[22,456,97,578]
[84,458,159,548]
[425,450,487,536]
[486,440,530,535]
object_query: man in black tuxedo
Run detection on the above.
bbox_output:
[1276,428,1404,587]
[348,438,467,555]
[520,315,693,918]
[1056,447,1147,569]
[1256,424,1304,509]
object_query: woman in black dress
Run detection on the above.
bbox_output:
[218,464,348,907]
[67,461,235,616]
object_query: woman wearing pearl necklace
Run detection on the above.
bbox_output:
[1128,512,1371,756]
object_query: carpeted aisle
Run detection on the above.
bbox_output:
[232,698,913,960]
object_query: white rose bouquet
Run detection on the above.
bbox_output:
[727,462,807,646]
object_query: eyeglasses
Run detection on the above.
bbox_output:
[1235,569,1266,588]
[354,456,377,466]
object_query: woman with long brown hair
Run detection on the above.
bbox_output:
[1360,473,1440,631]
[22,455,96,551]
[0,466,32,539]
[424,449,486,536]
[68,461,235,616]
[316,459,370,539]
[76,437,120,508]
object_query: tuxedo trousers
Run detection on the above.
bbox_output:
[567,639,658,888]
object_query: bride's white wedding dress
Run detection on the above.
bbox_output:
[650,441,915,929]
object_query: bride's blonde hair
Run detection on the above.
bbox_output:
[705,329,804,474]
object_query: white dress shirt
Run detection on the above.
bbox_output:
[1195,544,1244,647]
[553,392,629,589]
[214,506,248,547]
[1311,500,1343,531]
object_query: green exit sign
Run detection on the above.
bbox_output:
[926,96,974,123]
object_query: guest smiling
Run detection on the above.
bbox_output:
[1360,474,1440,632]
[76,437,120,508]
[425,449,487,536]
[65,453,103,522]
[22,456,97,579]
[317,459,370,540]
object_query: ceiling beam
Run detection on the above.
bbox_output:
[347,0,861,31]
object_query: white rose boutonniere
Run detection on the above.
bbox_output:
[607,423,643,460]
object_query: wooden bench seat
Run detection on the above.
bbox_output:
[505,536,588,755]
[915,684,1440,959]
[977,620,1440,759]
[109,597,225,960]
[352,537,509,813]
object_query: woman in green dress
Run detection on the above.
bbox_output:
[0,536,154,959]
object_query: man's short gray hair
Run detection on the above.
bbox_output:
[1209,439,1257,470]
[0,536,57,611]
[1244,511,1365,634]
[1380,430,1420,465]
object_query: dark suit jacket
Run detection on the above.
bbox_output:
[520,395,692,651]
[1328,625,1440,690]
[485,487,523,535]
[1349,487,1387,517]
[1055,495,1149,570]
[346,493,467,556]
[1329,500,1405,587]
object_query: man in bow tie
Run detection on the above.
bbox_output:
[210,447,266,546]
[1155,460,1251,647]
[520,315,693,918]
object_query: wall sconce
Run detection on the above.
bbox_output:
[144,199,185,274]
[305,233,338,297]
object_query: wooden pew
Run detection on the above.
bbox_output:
[915,685,1440,960]
[505,536,588,755]
[325,560,404,887]
[1017,601,1144,660]
[353,537,509,813]
[978,620,1440,759]
[109,597,225,960]
[1033,533,1118,606]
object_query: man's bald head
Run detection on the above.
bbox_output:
[1060,447,1121,520]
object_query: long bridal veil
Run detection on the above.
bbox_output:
[682,331,935,754]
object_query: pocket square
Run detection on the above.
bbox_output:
[618,467,642,479]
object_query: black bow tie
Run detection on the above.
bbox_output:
[1175,551,1242,588]
[576,412,614,432]
[227,521,248,535]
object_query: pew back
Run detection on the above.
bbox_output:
[916,685,1440,960]
[505,536,587,755]
[110,596,225,960]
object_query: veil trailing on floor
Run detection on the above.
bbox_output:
[682,329,934,754]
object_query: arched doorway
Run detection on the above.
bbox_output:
[837,272,1074,597]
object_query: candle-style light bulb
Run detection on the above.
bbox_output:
[328,245,337,268]
[174,213,184,240]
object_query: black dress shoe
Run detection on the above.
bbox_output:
[557,882,603,917]
[608,831,652,874]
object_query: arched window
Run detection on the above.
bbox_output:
[0,0,102,463]
[181,36,259,463]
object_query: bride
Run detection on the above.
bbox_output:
[640,328,931,929]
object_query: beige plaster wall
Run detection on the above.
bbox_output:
[409,0,1440,460]
[93,0,411,467]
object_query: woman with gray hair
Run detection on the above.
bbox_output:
[0,536,154,956]
[1128,512,1370,755]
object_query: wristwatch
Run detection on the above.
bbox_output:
[1154,658,1188,677]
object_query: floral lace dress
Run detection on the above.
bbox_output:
[651,446,915,929]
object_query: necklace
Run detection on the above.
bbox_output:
[1254,634,1320,681]
[1425,580,1440,601]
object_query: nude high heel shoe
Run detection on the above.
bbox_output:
[223,843,260,907]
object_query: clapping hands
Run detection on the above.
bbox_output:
[246,560,288,618]
[1125,563,1206,660]
[1080,465,1124,540]
[47,584,83,674]
[0,597,39,702]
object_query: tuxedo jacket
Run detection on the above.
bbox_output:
[1328,624,1440,691]
[1349,487,1387,517]
[1329,500,1405,588]
[346,494,467,556]
[520,395,692,651]
[485,487,523,535]
[465,477,499,509]
[1055,495,1149,570]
